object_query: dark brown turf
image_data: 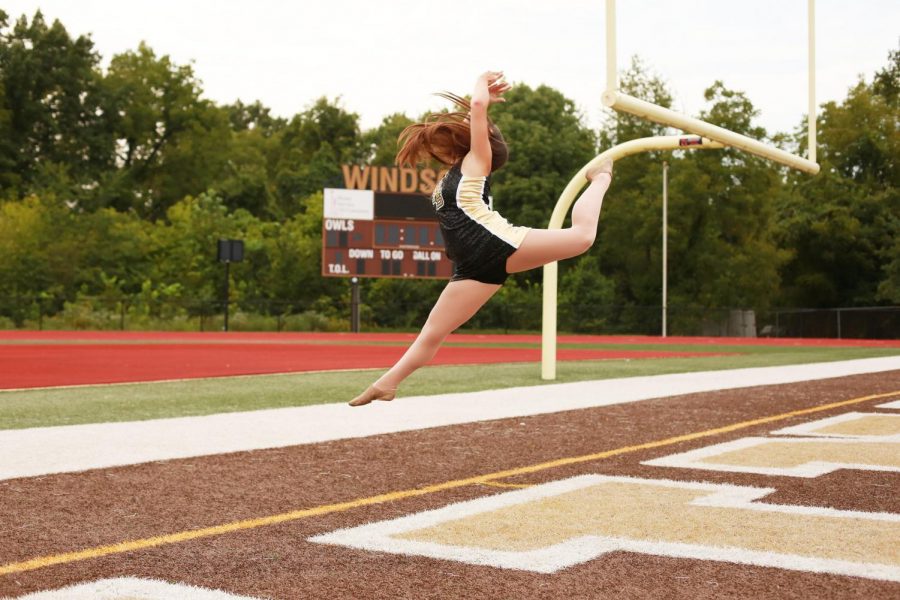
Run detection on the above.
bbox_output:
[2,371,899,599]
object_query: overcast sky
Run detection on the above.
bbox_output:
[5,0,898,135]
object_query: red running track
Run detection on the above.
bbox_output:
[2,330,896,390]
[1,339,725,390]
[2,330,899,347]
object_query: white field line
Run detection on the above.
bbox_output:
[770,411,900,440]
[0,577,263,600]
[641,436,900,477]
[0,357,897,481]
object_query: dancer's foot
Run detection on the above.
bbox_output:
[348,384,397,407]
[586,159,613,182]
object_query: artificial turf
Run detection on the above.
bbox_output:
[0,345,897,430]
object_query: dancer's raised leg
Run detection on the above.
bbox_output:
[349,279,501,406]
[505,161,613,274]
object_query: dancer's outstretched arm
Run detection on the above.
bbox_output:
[461,70,509,178]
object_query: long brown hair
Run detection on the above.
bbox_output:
[396,92,509,172]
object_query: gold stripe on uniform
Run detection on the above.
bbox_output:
[457,176,529,248]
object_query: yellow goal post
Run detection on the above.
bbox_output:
[540,0,820,380]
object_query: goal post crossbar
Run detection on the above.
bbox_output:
[604,0,818,173]
[602,91,820,174]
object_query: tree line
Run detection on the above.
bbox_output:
[0,10,896,332]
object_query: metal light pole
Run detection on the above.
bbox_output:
[662,161,668,338]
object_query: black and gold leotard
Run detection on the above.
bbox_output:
[432,164,530,285]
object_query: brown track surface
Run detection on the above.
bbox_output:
[2,371,899,599]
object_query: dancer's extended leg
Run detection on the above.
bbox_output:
[349,279,501,406]
[505,167,612,274]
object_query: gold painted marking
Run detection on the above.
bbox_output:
[701,439,900,470]
[397,480,899,566]
[1,389,897,576]
[814,414,900,437]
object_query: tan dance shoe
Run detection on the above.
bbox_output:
[348,384,397,407]
[586,159,614,181]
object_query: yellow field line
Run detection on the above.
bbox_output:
[479,481,534,489]
[2,389,897,577]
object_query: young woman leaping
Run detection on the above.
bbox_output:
[350,71,613,406]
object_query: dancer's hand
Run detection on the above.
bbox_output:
[478,70,504,85]
[488,76,510,105]
[586,159,614,182]
[477,71,509,105]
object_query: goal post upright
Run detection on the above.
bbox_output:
[808,0,816,163]
[540,0,820,380]
[540,135,725,381]
[601,0,818,174]
[605,0,616,92]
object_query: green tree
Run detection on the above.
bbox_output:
[594,59,676,321]
[99,43,231,216]
[0,10,111,199]
[361,112,413,166]
[206,100,285,219]
[256,190,349,313]
[598,72,785,329]
[558,255,617,332]
[673,82,785,309]
[149,193,248,302]
[878,238,900,303]
[0,195,61,321]
[777,47,899,307]
[224,99,287,137]
[0,189,165,323]
[272,97,361,215]
[872,47,900,105]
[213,132,279,218]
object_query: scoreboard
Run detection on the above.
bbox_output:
[321,188,454,279]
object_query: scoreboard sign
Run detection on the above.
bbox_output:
[321,185,454,279]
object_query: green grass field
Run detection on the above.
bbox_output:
[1,343,897,431]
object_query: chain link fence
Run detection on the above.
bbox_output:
[1,295,897,339]
[762,307,900,340]
[0,296,336,333]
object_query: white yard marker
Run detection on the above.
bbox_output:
[310,474,900,580]
[1,577,261,600]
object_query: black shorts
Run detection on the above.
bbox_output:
[450,248,517,285]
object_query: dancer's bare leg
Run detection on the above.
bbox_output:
[349,279,501,405]
[506,163,612,274]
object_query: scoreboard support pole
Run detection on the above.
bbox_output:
[350,277,361,333]
[223,261,231,332]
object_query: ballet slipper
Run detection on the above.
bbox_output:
[348,384,397,407]
[586,159,613,182]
